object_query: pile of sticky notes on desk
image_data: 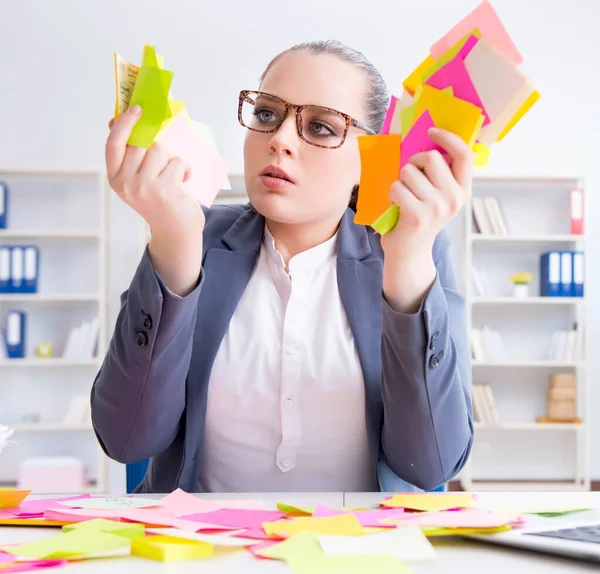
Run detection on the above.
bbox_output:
[356,0,540,235]
[113,45,230,207]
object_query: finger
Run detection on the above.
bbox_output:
[389,180,423,221]
[108,118,115,130]
[406,150,452,191]
[118,146,147,180]
[399,163,437,202]
[427,127,475,188]
[105,105,143,179]
[138,142,171,182]
[157,156,189,188]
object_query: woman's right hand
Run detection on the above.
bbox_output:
[106,106,206,297]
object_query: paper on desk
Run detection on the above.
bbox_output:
[290,554,413,574]
[255,531,323,562]
[263,514,364,538]
[57,497,158,510]
[317,526,437,562]
[430,0,522,66]
[380,493,474,511]
[311,505,403,528]
[6,495,91,517]
[275,502,315,516]
[131,535,214,562]
[2,530,131,560]
[147,527,262,546]
[0,491,30,509]
[354,134,401,226]
[63,518,145,539]
[182,508,285,529]
[157,488,265,516]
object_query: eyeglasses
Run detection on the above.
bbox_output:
[238,90,376,149]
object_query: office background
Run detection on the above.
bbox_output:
[0,0,597,493]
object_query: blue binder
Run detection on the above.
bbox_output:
[0,182,7,229]
[0,247,9,293]
[540,251,560,297]
[5,310,25,359]
[572,251,584,297]
[22,246,39,294]
[559,251,573,297]
[9,247,24,293]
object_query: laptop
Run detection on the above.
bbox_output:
[464,517,600,564]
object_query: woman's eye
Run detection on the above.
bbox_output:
[254,108,278,123]
[309,122,336,137]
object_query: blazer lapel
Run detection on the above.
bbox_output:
[337,209,385,469]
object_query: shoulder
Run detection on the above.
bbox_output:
[201,203,253,249]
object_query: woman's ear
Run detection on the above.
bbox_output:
[349,184,359,211]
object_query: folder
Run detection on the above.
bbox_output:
[10,247,24,293]
[570,188,584,235]
[5,310,26,359]
[572,251,584,297]
[0,182,7,229]
[540,251,560,297]
[23,246,39,294]
[559,251,573,297]
[0,247,9,293]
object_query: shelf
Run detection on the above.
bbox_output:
[471,361,583,368]
[0,230,101,239]
[470,234,584,243]
[470,297,584,305]
[0,294,101,302]
[12,424,93,432]
[474,423,583,431]
[0,358,101,367]
[467,481,588,492]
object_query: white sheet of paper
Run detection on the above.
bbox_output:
[146,528,262,546]
[57,497,158,510]
[317,526,437,562]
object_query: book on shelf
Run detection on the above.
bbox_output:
[570,188,584,235]
[62,317,99,360]
[470,326,506,362]
[472,383,501,425]
[547,325,584,363]
[471,196,509,235]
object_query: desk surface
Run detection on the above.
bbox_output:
[2,491,600,573]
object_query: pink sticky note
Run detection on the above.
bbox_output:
[0,561,66,572]
[157,489,265,517]
[457,34,479,59]
[380,95,399,135]
[310,505,403,528]
[6,495,92,518]
[430,0,522,66]
[400,110,445,169]
[392,509,523,528]
[426,55,490,126]
[182,509,285,530]
[156,112,230,207]
[248,540,280,558]
[232,527,283,541]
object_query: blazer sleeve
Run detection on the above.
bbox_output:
[90,246,203,464]
[380,228,473,491]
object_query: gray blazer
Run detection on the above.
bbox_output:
[91,205,473,493]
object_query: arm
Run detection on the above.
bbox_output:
[380,229,473,491]
[90,246,203,464]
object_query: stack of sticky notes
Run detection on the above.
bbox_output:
[113,45,230,207]
[356,0,539,235]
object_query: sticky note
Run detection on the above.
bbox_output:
[430,0,523,66]
[495,89,540,142]
[2,530,130,560]
[422,525,511,537]
[413,85,484,147]
[426,55,490,125]
[113,52,139,118]
[354,135,401,226]
[155,110,230,207]
[256,531,323,562]
[0,559,67,572]
[380,493,474,512]
[384,509,520,529]
[472,142,491,166]
[182,508,285,529]
[380,96,398,135]
[0,490,30,509]
[317,527,437,562]
[58,497,158,510]
[146,528,262,547]
[290,554,412,574]
[388,91,413,135]
[275,502,315,516]
[311,505,403,528]
[131,535,213,562]
[158,488,265,516]
[402,54,435,96]
[422,31,480,83]
[371,205,399,236]
[7,495,91,517]
[263,514,364,538]
[63,518,145,539]
[400,111,445,169]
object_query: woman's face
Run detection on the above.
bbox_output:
[243,50,369,225]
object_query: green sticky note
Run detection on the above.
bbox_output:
[142,45,162,68]
[290,554,413,574]
[372,205,399,235]
[2,529,130,560]
[63,518,145,539]
[128,65,174,148]
[276,502,315,515]
[257,531,323,562]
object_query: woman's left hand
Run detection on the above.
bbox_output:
[380,127,474,313]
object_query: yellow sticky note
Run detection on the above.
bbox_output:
[354,134,401,226]
[381,493,474,512]
[422,525,511,537]
[472,142,491,166]
[402,54,435,96]
[263,514,364,538]
[131,535,213,562]
[63,518,145,540]
[113,53,139,118]
[495,89,540,142]
[413,85,484,146]
[276,503,315,516]
[2,529,130,560]
[0,489,30,509]
[257,531,323,562]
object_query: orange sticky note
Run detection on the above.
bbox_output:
[354,135,401,226]
[402,54,435,96]
[430,0,522,66]
[380,493,474,512]
[0,489,30,509]
[413,85,484,147]
[263,514,364,538]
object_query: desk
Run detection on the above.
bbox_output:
[1,492,600,573]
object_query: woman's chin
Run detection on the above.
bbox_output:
[248,193,308,224]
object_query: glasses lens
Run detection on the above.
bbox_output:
[241,92,286,132]
[300,106,347,147]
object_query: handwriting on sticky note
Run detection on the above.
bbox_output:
[58,497,157,510]
[113,53,139,118]
[0,490,30,510]
[381,493,474,512]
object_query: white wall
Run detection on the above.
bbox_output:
[1,0,598,488]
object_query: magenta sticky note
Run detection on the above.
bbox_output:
[400,110,445,169]
[182,509,285,529]
[6,495,92,518]
[156,113,230,208]
[380,95,399,135]
[457,34,479,59]
[311,505,404,528]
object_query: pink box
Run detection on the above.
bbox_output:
[18,457,87,493]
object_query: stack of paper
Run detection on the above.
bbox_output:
[113,45,230,207]
[356,0,539,235]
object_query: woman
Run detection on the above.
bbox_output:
[92,39,473,494]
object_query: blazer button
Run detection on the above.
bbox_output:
[135,330,149,347]
[143,314,153,330]
[429,353,440,369]
[429,331,440,350]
